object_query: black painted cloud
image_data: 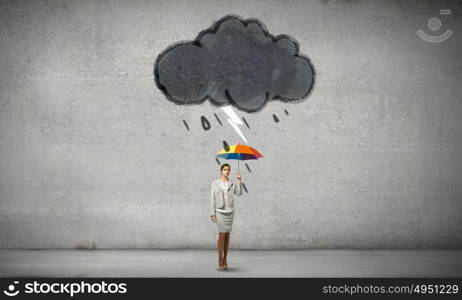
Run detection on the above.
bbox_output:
[154,15,315,113]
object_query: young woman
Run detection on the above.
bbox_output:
[210,163,243,270]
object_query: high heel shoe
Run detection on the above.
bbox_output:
[217,258,225,270]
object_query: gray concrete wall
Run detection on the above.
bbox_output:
[0,0,461,249]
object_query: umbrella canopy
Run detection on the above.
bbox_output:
[216,143,263,173]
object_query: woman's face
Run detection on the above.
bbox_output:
[221,166,230,177]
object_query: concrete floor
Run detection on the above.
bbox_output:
[0,249,461,278]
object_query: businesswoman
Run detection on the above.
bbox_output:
[210,163,243,270]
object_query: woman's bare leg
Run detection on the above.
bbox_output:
[217,233,226,268]
[223,232,230,268]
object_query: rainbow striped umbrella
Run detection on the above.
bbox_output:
[216,143,263,173]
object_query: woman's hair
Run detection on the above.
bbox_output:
[220,163,231,172]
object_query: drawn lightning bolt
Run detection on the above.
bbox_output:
[220,106,248,143]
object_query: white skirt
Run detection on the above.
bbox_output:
[215,211,234,233]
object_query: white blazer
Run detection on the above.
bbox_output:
[210,178,243,216]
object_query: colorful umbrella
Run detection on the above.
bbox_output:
[216,143,263,173]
